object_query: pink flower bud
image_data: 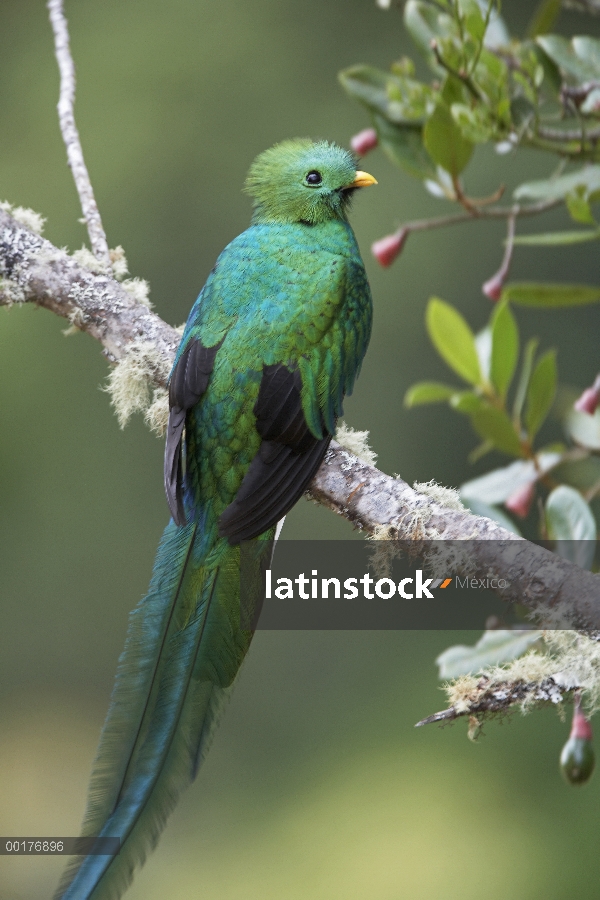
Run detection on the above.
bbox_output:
[350,128,379,157]
[372,228,408,267]
[504,482,535,519]
[482,271,505,302]
[571,703,593,742]
[561,699,595,784]
[575,387,600,415]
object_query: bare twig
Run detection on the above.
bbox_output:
[430,39,483,101]
[2,207,599,626]
[451,178,505,214]
[482,211,515,299]
[373,197,561,266]
[404,198,560,231]
[47,0,111,270]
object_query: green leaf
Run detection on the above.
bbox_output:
[565,409,600,451]
[510,96,536,128]
[572,36,600,79]
[426,298,481,385]
[437,629,542,679]
[536,34,600,83]
[461,452,562,504]
[513,337,539,422]
[372,113,436,181]
[566,192,596,226]
[552,455,600,492]
[391,57,416,78]
[512,230,600,246]
[470,406,523,456]
[478,0,510,50]
[457,0,485,42]
[404,381,456,407]
[490,301,519,400]
[423,102,474,177]
[527,0,561,38]
[339,65,390,116]
[546,485,597,569]
[450,391,485,414]
[531,42,562,96]
[581,87,600,116]
[451,102,494,144]
[514,165,600,202]
[461,497,523,535]
[475,326,492,383]
[338,65,433,125]
[403,0,453,71]
[512,71,537,105]
[387,75,436,122]
[525,349,557,439]
[547,486,597,540]
[502,283,600,307]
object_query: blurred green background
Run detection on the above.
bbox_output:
[1,1,600,898]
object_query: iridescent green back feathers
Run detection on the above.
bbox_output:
[245,139,359,225]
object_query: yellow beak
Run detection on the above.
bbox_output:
[351,170,378,188]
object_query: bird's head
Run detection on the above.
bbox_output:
[245,139,377,226]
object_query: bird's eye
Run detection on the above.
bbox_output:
[305,170,322,185]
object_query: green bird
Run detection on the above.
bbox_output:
[56,138,376,900]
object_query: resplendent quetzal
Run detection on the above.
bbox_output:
[56,139,376,900]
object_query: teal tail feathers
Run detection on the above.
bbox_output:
[56,518,270,900]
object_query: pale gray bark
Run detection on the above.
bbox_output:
[47,0,111,269]
[415,673,579,727]
[1,205,599,637]
[0,208,179,371]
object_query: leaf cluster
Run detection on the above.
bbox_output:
[340,0,600,242]
[406,287,600,543]
[342,1,600,698]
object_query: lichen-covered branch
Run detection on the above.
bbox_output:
[415,675,576,727]
[1,205,599,632]
[417,630,600,727]
[0,206,179,374]
[47,0,111,269]
[310,446,600,626]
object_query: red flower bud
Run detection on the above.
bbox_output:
[574,387,600,415]
[561,697,595,785]
[350,128,379,157]
[504,482,535,519]
[372,228,408,267]
[482,271,505,302]
[571,703,593,742]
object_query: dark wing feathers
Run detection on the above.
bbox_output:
[167,351,333,541]
[218,438,331,544]
[218,363,332,544]
[254,365,317,454]
[164,407,187,527]
[165,338,220,526]
[169,338,220,410]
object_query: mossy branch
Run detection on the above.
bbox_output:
[417,631,600,728]
[2,204,599,657]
